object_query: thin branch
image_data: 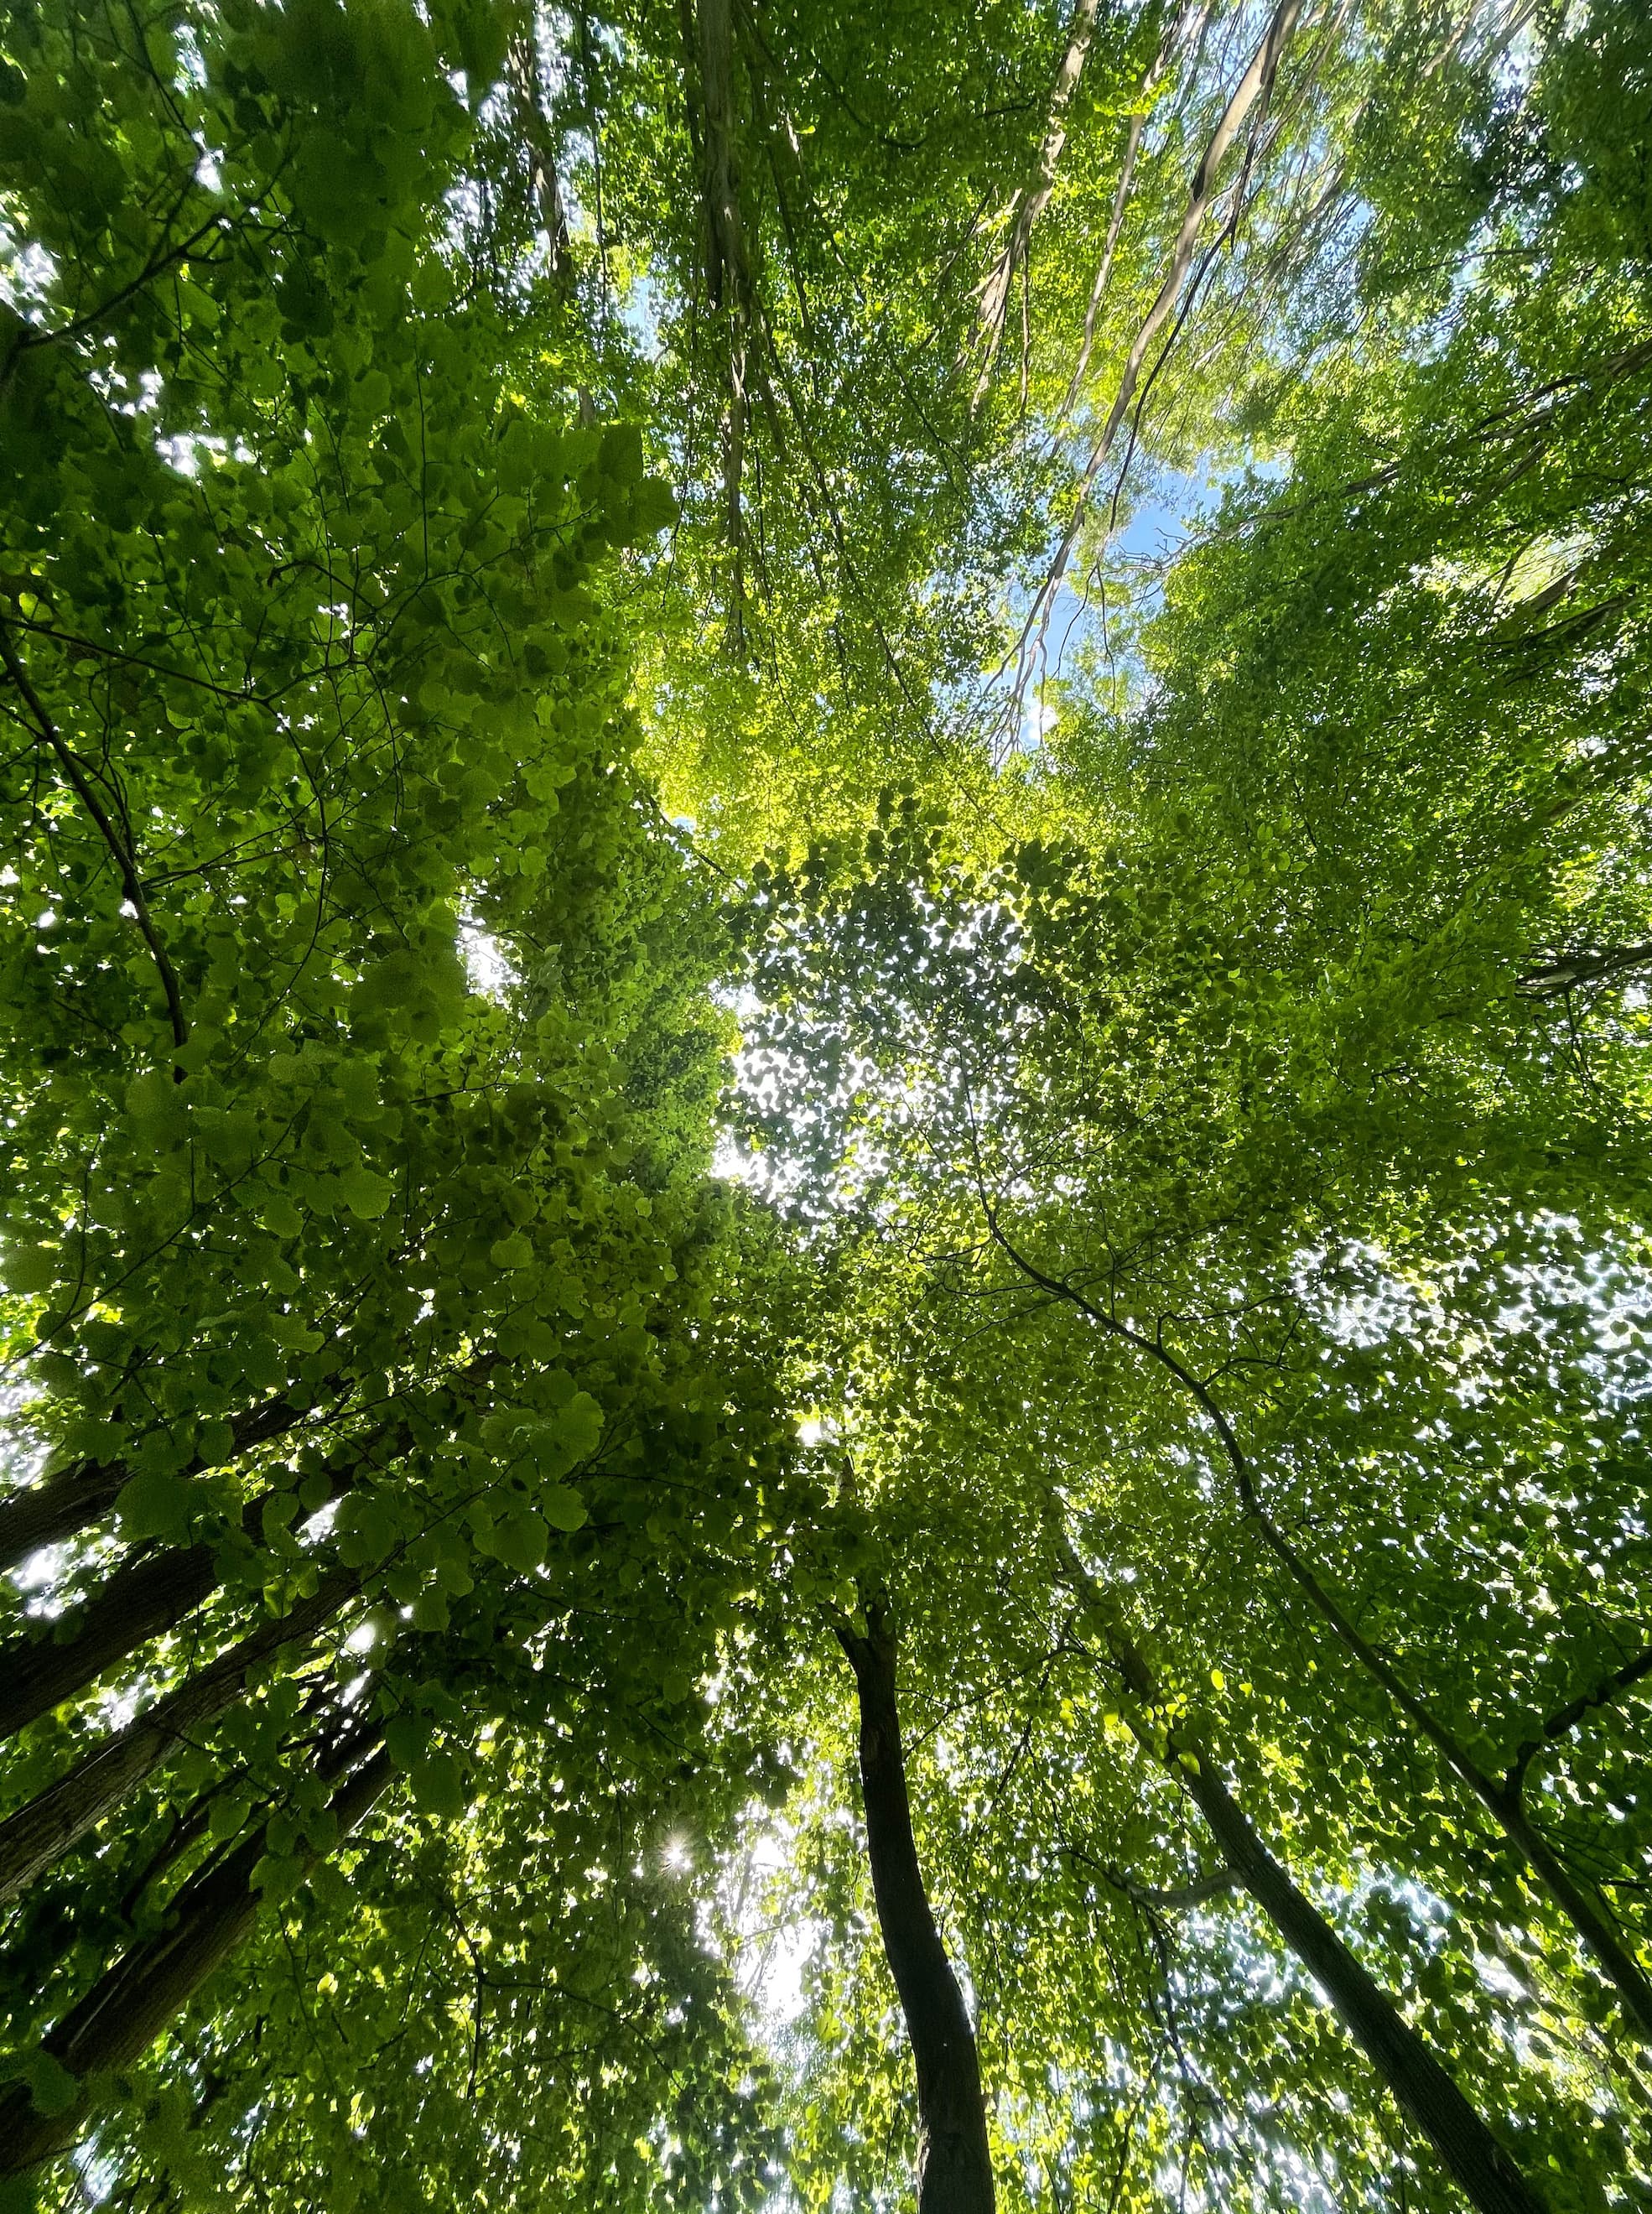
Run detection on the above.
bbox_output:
[0,621,189,1061]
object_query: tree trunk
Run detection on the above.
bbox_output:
[692,0,757,647]
[0,1456,366,1744]
[509,30,577,296]
[836,1604,996,2214]
[1178,1759,1547,2214]
[0,1569,357,1904]
[1217,1465,1652,2042]
[694,0,747,314]
[1049,1520,1548,2214]
[0,1536,225,1743]
[974,0,1104,402]
[0,1386,319,1575]
[0,1737,393,2178]
[1059,0,1203,419]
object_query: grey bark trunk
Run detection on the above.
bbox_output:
[0,1739,392,2178]
[837,1605,996,2214]
[0,1569,356,1903]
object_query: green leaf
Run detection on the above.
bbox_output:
[23,2052,79,2120]
[339,1166,395,1219]
[385,1715,426,1770]
[542,1484,586,1533]
[114,1468,194,1543]
[410,1750,466,1818]
[484,1510,548,1572]
[2,1245,58,1295]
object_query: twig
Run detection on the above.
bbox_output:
[0,621,189,1064]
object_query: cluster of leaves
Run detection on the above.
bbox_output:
[0,0,811,2201]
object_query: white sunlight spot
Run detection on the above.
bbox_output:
[459,914,518,1001]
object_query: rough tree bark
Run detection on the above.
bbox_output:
[836,1602,996,2214]
[0,1736,394,2178]
[0,1568,357,1904]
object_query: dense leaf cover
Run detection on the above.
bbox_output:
[1,0,1649,2209]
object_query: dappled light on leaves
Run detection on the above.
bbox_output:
[1,1,1650,2210]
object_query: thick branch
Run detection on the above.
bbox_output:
[0,1448,369,1744]
[1517,943,1652,998]
[1088,1853,1238,1910]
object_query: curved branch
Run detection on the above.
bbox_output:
[0,621,189,1061]
[1504,1640,1652,1800]
[981,1196,1652,2040]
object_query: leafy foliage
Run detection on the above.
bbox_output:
[3,0,1651,2208]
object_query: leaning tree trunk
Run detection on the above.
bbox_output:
[0,1735,393,2178]
[0,1384,322,1575]
[1177,1758,1546,2214]
[1049,1520,1548,2214]
[0,1443,382,1743]
[0,1533,230,1743]
[836,1603,996,2214]
[1028,0,1301,642]
[0,1567,357,1904]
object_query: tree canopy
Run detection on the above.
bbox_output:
[2,0,1650,2209]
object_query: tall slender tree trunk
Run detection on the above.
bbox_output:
[0,1569,356,1904]
[693,0,756,651]
[974,0,1104,403]
[836,1603,996,2214]
[1049,1519,1547,2214]
[0,1737,393,2179]
[1177,1760,1546,2214]
[509,30,577,296]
